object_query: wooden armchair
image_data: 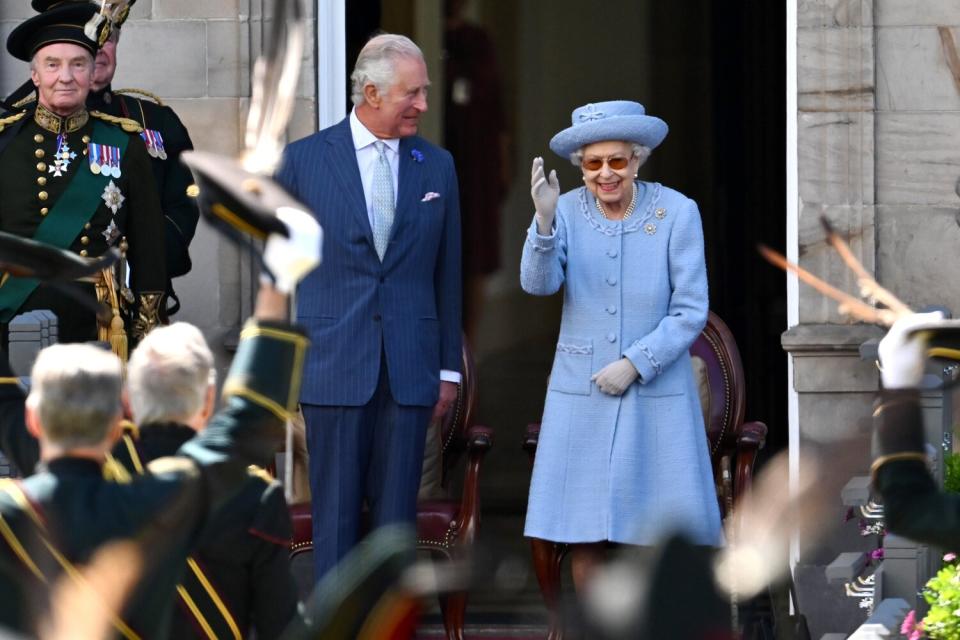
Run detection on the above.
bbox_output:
[289,343,493,640]
[522,311,767,640]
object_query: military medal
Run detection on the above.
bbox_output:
[88,142,102,175]
[48,134,77,178]
[101,181,125,214]
[140,129,167,160]
[102,219,120,245]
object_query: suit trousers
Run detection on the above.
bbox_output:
[302,358,431,584]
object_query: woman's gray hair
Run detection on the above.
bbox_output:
[27,344,122,449]
[128,322,215,426]
[570,142,651,168]
[350,34,424,106]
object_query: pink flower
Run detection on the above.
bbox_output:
[870,548,885,560]
[901,609,917,636]
[944,552,957,562]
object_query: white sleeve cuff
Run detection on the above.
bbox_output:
[440,369,462,384]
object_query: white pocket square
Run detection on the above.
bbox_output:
[421,192,441,202]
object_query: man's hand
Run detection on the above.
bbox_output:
[530,156,560,235]
[591,357,639,396]
[432,381,458,421]
[878,311,944,389]
[263,206,323,294]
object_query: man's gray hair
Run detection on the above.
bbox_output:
[128,322,215,426]
[570,143,652,168]
[350,33,424,106]
[27,343,122,449]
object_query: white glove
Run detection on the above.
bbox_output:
[878,311,944,389]
[262,206,323,294]
[530,156,560,235]
[591,357,639,396]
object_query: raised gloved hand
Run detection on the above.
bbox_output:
[262,206,323,294]
[592,357,639,396]
[530,156,560,235]
[877,311,944,389]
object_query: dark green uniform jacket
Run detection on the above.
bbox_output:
[0,105,166,343]
[872,388,960,549]
[88,86,199,286]
[110,421,300,639]
[0,319,307,638]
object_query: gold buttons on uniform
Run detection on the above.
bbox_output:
[84,222,91,230]
[34,149,44,159]
[80,236,89,245]
[79,250,88,257]
[40,208,48,216]
[82,135,90,144]
[38,191,48,201]
[33,134,43,143]
[36,162,46,172]
[37,176,46,186]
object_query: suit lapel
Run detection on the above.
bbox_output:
[392,137,422,244]
[325,120,374,247]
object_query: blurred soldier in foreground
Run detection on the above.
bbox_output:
[0,208,319,636]
[872,311,960,547]
[106,321,301,638]
[0,3,166,348]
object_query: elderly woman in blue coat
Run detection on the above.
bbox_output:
[522,100,722,590]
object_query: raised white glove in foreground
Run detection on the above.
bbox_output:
[263,206,323,294]
[877,310,944,389]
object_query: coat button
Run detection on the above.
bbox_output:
[606,333,617,343]
[79,250,88,257]
[34,149,44,159]
[606,305,617,314]
[607,249,618,258]
[38,191,48,201]
[37,176,46,186]
[80,236,89,245]
[606,276,617,286]
[37,162,46,172]
[40,208,49,216]
[33,134,43,143]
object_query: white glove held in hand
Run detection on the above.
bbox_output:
[263,206,323,294]
[878,310,944,389]
[530,156,560,235]
[591,357,639,396]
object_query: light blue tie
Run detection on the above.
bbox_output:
[371,141,395,261]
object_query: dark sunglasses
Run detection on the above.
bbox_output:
[581,156,631,171]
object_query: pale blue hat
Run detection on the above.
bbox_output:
[549,100,668,158]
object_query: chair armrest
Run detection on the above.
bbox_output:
[734,420,768,501]
[523,423,541,464]
[455,424,494,547]
[738,420,768,450]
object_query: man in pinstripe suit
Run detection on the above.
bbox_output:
[276,34,462,583]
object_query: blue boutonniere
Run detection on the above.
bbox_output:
[410,148,424,163]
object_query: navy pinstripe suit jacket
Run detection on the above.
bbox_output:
[276,118,462,407]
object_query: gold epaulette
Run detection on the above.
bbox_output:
[0,111,28,133]
[114,88,165,107]
[90,110,143,133]
[11,94,35,109]
[247,464,274,483]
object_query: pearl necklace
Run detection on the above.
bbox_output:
[595,181,638,221]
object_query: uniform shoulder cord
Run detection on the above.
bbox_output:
[0,479,142,640]
[109,425,243,640]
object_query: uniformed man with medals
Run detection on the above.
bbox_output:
[6,0,199,317]
[0,2,166,351]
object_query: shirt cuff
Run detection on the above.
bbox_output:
[440,369,462,384]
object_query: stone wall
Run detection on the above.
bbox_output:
[788,1,960,635]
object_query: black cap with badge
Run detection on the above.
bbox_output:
[0,231,118,282]
[6,2,110,61]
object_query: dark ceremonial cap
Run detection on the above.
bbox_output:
[180,150,294,244]
[32,0,138,30]
[7,3,108,61]
[0,231,119,281]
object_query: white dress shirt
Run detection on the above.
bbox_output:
[349,109,461,385]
